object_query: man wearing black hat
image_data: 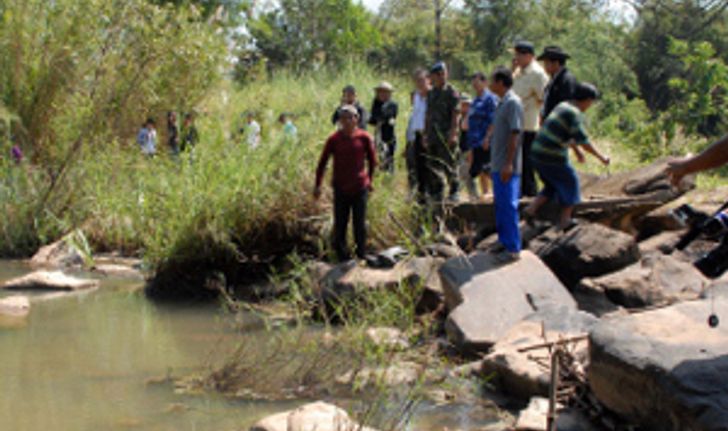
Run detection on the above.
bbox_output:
[332,85,368,130]
[513,41,549,197]
[538,46,578,120]
[424,61,461,202]
[524,83,610,230]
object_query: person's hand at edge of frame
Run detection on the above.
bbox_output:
[666,158,691,187]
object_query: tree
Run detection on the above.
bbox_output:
[238,0,381,76]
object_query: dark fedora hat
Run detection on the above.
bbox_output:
[537,46,571,61]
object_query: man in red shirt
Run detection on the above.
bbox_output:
[315,105,378,261]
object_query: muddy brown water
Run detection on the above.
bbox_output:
[0,261,503,430]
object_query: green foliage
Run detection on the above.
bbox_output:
[666,38,728,138]
[627,0,728,112]
[0,0,226,255]
[238,0,381,76]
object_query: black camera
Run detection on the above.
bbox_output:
[671,203,728,279]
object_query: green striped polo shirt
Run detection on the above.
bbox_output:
[532,101,590,165]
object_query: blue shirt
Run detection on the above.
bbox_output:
[467,91,499,150]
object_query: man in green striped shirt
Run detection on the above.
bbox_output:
[524,82,610,230]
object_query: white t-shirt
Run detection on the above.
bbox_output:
[406,91,427,143]
[246,120,261,148]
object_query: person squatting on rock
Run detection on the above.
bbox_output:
[424,61,461,202]
[369,81,398,173]
[467,71,499,200]
[512,41,550,198]
[523,83,611,230]
[486,66,524,262]
[315,105,378,261]
[405,69,430,204]
[332,85,368,130]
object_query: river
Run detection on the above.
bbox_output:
[0,261,504,430]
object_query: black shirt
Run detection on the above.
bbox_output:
[368,99,398,144]
[543,67,577,119]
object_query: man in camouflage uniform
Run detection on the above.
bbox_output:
[424,62,461,202]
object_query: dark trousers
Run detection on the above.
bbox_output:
[333,189,368,261]
[406,132,429,204]
[380,139,397,173]
[521,131,537,197]
[427,136,459,201]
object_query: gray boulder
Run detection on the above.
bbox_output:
[312,257,444,314]
[535,223,641,288]
[580,253,709,308]
[589,297,728,431]
[30,239,84,269]
[442,251,576,353]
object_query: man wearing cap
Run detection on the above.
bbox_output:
[524,83,610,230]
[486,66,524,262]
[369,81,398,173]
[332,85,368,130]
[513,41,549,197]
[538,46,578,119]
[424,62,461,202]
[315,105,378,261]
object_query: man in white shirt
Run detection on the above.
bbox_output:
[405,69,430,203]
[512,41,549,197]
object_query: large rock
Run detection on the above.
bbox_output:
[442,251,576,353]
[535,223,640,288]
[589,297,728,430]
[30,239,84,268]
[514,397,549,431]
[250,401,377,431]
[580,253,709,308]
[313,257,443,312]
[481,307,596,399]
[1,271,100,291]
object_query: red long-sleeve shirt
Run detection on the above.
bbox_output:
[315,129,377,196]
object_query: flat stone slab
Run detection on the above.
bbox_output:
[589,297,728,430]
[1,270,100,291]
[250,401,378,431]
[443,251,576,353]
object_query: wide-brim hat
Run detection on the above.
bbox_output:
[374,81,394,92]
[537,45,571,61]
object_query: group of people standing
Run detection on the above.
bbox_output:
[137,112,198,159]
[315,42,610,263]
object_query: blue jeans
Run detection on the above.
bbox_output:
[492,172,521,253]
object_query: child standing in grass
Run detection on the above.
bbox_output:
[314,105,377,261]
[523,82,610,230]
